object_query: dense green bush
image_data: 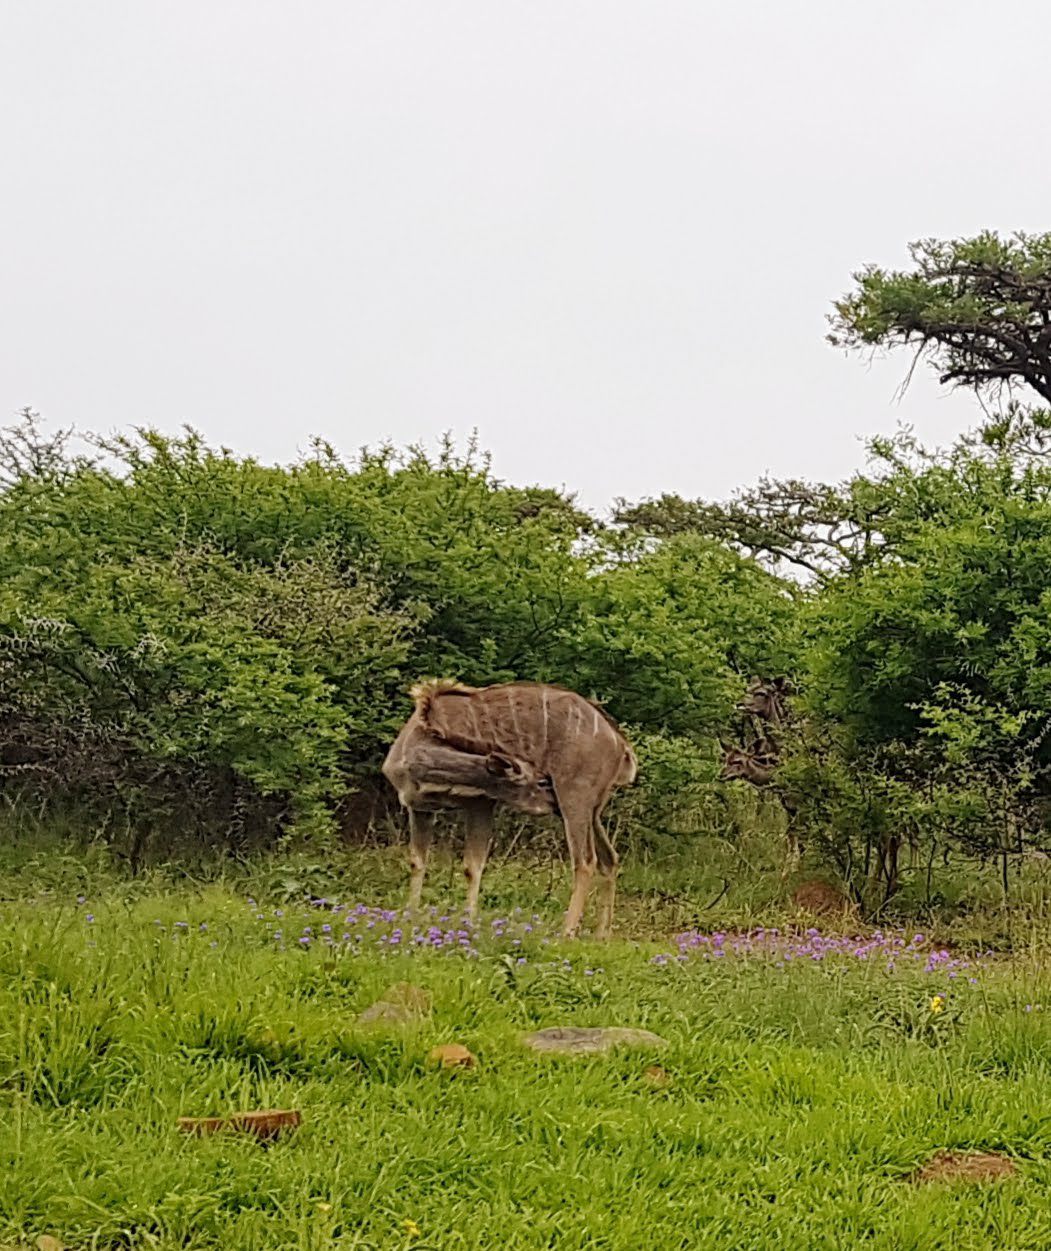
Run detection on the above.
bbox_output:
[0,414,792,852]
[567,534,796,736]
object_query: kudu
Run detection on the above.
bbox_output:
[382,679,637,939]
[719,741,804,876]
[737,676,791,729]
[721,677,906,900]
[719,677,802,876]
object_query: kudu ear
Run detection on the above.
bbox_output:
[486,752,521,779]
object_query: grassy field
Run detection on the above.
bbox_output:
[4,842,1051,1250]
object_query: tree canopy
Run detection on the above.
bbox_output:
[829,231,1051,405]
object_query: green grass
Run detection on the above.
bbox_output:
[5,847,1051,1249]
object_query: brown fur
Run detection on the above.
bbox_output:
[383,679,637,938]
[409,677,471,724]
[737,676,792,726]
[410,679,631,771]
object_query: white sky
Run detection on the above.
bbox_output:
[4,1,1050,512]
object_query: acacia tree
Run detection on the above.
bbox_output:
[619,232,1051,587]
[614,478,881,583]
[829,230,1051,405]
[816,230,1051,872]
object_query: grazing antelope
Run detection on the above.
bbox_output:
[719,677,803,875]
[718,740,803,877]
[382,679,637,939]
[722,678,905,899]
[737,676,792,746]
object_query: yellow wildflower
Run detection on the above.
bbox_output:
[316,1202,332,1214]
[403,1218,421,1239]
[930,995,945,1015]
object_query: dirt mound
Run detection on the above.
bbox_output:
[791,879,853,917]
[909,1150,1017,1184]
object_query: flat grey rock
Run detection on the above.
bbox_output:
[357,1000,417,1025]
[357,982,432,1025]
[521,1026,668,1054]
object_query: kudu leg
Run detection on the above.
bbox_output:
[560,800,597,939]
[406,809,435,911]
[462,798,495,921]
[781,827,802,880]
[593,813,620,942]
[884,833,901,899]
[780,798,802,880]
[867,832,901,902]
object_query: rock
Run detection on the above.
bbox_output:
[643,1064,672,1088]
[36,1237,65,1251]
[908,1151,1018,1185]
[357,1000,416,1025]
[428,1043,476,1069]
[521,1026,668,1055]
[357,983,432,1025]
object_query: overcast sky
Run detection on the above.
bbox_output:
[4,1,1050,511]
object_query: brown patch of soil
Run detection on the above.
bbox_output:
[176,1108,301,1143]
[791,879,853,917]
[909,1151,1017,1184]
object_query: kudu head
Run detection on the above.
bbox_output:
[484,752,558,816]
[718,743,778,787]
[736,676,792,726]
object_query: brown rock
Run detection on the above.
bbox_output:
[909,1151,1018,1184]
[643,1064,671,1088]
[522,1026,668,1055]
[428,1043,476,1069]
[36,1237,65,1251]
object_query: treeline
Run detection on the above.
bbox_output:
[6,228,1051,902]
[0,417,791,856]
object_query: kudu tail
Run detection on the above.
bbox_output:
[409,678,474,727]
